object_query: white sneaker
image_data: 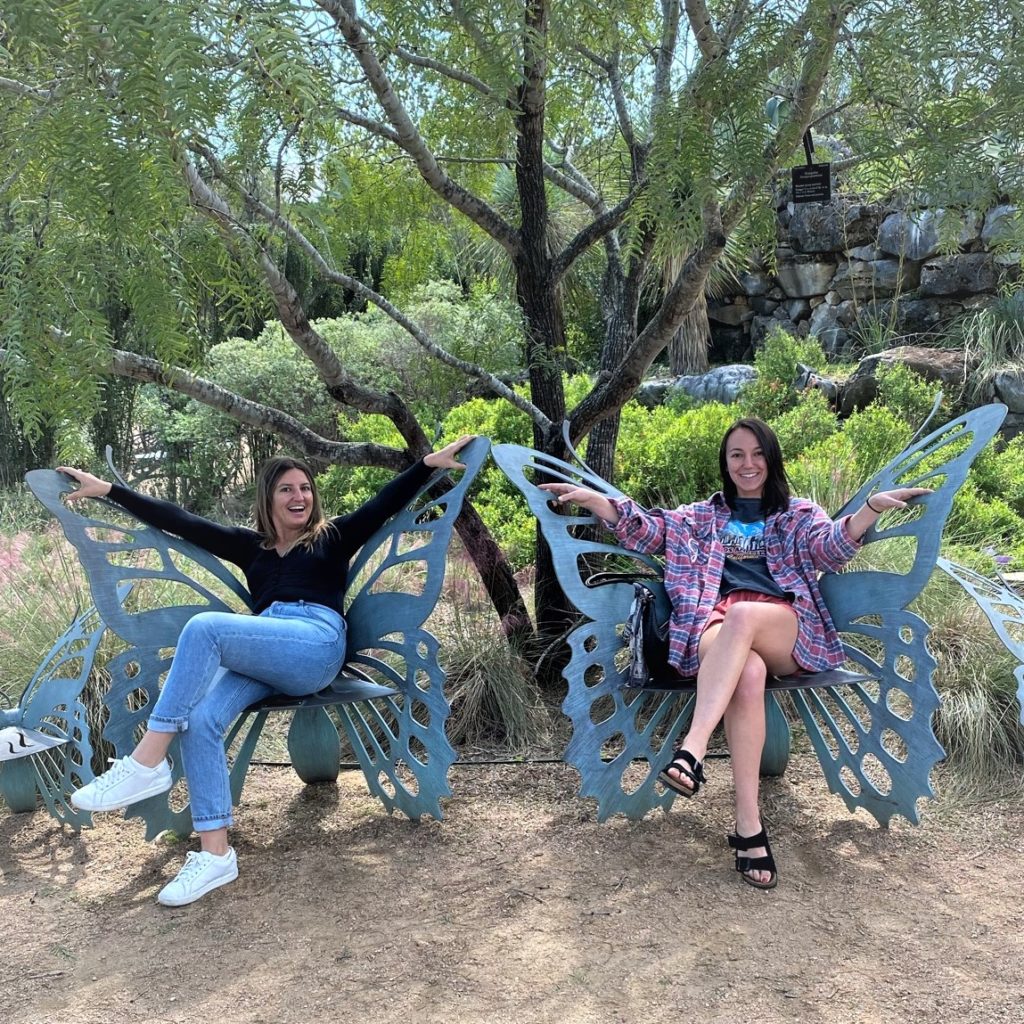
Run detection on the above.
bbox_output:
[71,755,172,812]
[158,849,238,907]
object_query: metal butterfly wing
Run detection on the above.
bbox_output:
[795,402,1007,824]
[25,467,255,838]
[0,600,112,829]
[933,557,1024,728]
[334,435,490,820]
[491,442,688,821]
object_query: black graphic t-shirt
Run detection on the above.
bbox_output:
[718,497,787,599]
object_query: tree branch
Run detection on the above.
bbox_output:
[186,144,551,429]
[551,186,641,282]
[684,0,725,62]
[0,76,55,101]
[721,6,845,233]
[314,0,520,255]
[102,349,410,470]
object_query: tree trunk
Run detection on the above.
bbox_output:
[667,291,711,375]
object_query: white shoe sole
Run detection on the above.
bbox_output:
[158,864,239,907]
[70,774,173,813]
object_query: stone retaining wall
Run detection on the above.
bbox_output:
[708,199,1021,361]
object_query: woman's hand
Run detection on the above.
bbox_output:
[864,486,933,514]
[56,466,112,502]
[538,482,620,525]
[423,434,477,471]
[847,485,932,541]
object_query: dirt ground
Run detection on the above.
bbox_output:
[2,754,1023,1024]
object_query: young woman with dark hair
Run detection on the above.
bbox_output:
[541,417,928,889]
[58,436,474,906]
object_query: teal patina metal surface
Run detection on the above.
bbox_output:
[0,602,107,827]
[492,404,1006,826]
[22,436,489,836]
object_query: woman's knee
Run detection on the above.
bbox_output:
[177,611,228,651]
[733,652,768,704]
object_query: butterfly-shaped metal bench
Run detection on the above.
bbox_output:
[493,404,1007,827]
[20,436,489,838]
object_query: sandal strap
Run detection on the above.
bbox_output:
[727,827,768,852]
[667,748,706,785]
[735,853,776,874]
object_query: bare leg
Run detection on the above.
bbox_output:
[132,730,174,768]
[666,602,799,789]
[198,826,230,856]
[724,652,772,884]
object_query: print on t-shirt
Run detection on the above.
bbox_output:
[720,517,766,561]
[718,497,788,599]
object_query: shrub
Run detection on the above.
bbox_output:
[740,328,828,421]
[771,389,839,461]
[615,402,736,507]
[874,362,943,431]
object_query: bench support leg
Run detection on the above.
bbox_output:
[288,707,342,785]
[0,760,39,812]
[760,693,791,777]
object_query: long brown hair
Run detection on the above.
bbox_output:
[718,417,791,516]
[253,456,332,550]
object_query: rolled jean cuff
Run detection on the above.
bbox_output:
[192,811,234,832]
[148,715,190,734]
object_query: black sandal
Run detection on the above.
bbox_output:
[657,748,706,798]
[727,826,778,890]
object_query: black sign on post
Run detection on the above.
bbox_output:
[791,128,832,205]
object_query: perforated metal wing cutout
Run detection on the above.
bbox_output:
[24,436,488,834]
[935,557,1024,728]
[0,602,109,828]
[490,443,685,821]
[493,403,1006,826]
[802,403,1006,823]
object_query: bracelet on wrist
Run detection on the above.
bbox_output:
[866,496,882,514]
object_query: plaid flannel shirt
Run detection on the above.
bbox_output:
[609,492,861,675]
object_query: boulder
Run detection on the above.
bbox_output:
[739,270,772,296]
[707,301,752,326]
[667,364,757,406]
[807,303,848,356]
[776,260,837,297]
[877,209,979,262]
[790,202,881,253]
[990,369,1024,414]
[749,296,779,316]
[839,345,978,415]
[919,253,998,296]
[982,205,1020,248]
[831,259,920,300]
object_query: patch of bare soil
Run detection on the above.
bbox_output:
[2,755,1023,1024]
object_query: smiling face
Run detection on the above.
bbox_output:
[724,426,767,500]
[270,468,314,542]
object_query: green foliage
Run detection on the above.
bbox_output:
[959,292,1024,399]
[874,362,943,431]
[947,483,1024,568]
[740,329,829,421]
[969,435,1024,519]
[615,402,736,508]
[771,389,839,461]
[317,281,524,421]
[135,324,339,513]
[786,406,912,512]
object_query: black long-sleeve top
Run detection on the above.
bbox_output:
[108,459,434,616]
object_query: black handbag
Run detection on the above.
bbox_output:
[623,580,671,686]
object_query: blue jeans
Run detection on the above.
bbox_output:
[148,601,347,831]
